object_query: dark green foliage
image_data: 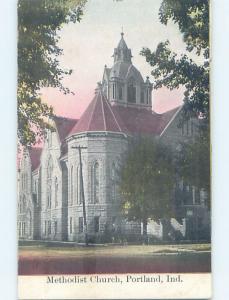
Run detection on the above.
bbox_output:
[120,138,176,226]
[18,0,86,145]
[177,126,210,206]
[141,0,209,120]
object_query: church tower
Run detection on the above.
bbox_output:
[102,32,152,110]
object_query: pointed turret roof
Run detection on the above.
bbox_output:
[113,32,132,63]
[68,87,127,137]
[117,32,128,49]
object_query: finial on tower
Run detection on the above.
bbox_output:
[121,26,124,37]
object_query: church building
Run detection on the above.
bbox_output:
[17,33,210,243]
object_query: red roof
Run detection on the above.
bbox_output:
[54,116,78,142]
[157,106,181,134]
[69,91,127,136]
[69,91,181,137]
[28,147,42,171]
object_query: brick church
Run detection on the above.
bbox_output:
[17,33,210,243]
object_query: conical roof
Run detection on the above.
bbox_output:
[117,33,128,50]
[68,90,128,137]
[113,32,132,63]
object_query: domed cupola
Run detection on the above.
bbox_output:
[102,33,153,111]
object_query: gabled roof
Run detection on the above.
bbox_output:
[68,90,181,138]
[28,147,42,171]
[68,91,128,137]
[53,116,78,142]
[112,106,161,135]
[112,105,181,136]
[157,106,181,135]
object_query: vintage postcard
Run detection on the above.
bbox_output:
[17,0,211,299]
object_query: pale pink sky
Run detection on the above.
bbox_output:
[40,0,200,119]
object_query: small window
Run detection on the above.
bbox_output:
[77,165,82,204]
[93,162,100,203]
[69,217,73,234]
[194,188,200,205]
[79,217,84,233]
[140,91,144,103]
[118,86,123,100]
[127,85,136,103]
[111,163,116,201]
[48,221,51,235]
[112,83,116,99]
[94,216,100,233]
[54,221,57,236]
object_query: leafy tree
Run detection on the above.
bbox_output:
[177,127,210,207]
[120,138,176,237]
[141,0,209,121]
[18,0,86,145]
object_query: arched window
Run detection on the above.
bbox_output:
[47,157,53,209]
[55,177,58,207]
[112,83,116,99]
[118,85,123,100]
[76,165,81,204]
[127,78,136,103]
[141,90,145,103]
[93,162,99,203]
[70,166,74,205]
[111,163,116,201]
[28,209,32,236]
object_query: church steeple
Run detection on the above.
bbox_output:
[112,32,132,63]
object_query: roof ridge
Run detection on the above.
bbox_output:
[100,92,107,131]
[87,94,98,131]
[54,115,78,121]
[106,100,122,132]
[125,64,133,79]
[159,105,182,116]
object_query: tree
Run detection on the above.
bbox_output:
[119,138,176,237]
[141,0,209,121]
[18,0,87,145]
[177,127,210,207]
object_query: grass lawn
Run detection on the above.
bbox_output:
[19,243,211,258]
[18,243,211,275]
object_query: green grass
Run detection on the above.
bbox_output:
[18,243,211,259]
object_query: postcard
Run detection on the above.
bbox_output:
[17,0,211,299]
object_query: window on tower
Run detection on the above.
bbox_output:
[141,90,145,103]
[111,163,116,201]
[127,78,136,103]
[112,83,116,99]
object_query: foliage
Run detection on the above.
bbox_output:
[120,138,176,230]
[18,0,86,145]
[141,0,209,121]
[177,124,210,206]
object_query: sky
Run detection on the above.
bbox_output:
[40,0,199,119]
